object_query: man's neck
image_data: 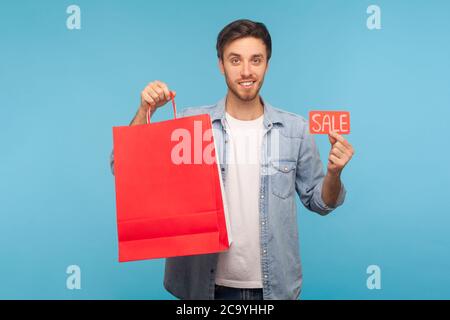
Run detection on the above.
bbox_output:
[225,91,264,121]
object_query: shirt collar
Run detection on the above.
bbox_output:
[211,96,284,129]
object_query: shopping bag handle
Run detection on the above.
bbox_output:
[147,92,177,124]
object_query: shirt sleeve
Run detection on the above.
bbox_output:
[295,122,346,215]
[110,149,115,176]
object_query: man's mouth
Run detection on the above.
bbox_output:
[238,80,256,88]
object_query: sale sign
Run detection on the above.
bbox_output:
[309,111,350,134]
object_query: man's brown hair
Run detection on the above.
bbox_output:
[216,19,272,61]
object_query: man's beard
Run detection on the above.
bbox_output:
[224,72,264,102]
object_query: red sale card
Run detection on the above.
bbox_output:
[309,111,350,134]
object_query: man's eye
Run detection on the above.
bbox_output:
[231,58,239,64]
[253,58,261,64]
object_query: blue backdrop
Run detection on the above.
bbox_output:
[1,0,449,299]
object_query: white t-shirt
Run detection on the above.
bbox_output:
[215,111,265,289]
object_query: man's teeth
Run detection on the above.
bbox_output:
[240,81,254,86]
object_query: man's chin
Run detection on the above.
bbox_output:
[245,97,258,102]
[226,82,261,102]
[235,90,259,102]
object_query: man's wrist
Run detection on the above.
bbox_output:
[326,169,342,179]
[130,106,151,126]
[137,106,150,118]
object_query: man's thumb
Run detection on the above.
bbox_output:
[328,133,337,145]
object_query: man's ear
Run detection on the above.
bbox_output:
[218,58,225,75]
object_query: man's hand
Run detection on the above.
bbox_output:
[327,131,354,176]
[130,80,176,126]
[320,131,354,208]
[140,80,176,114]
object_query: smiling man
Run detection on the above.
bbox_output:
[112,19,354,300]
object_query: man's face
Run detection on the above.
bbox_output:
[219,37,269,102]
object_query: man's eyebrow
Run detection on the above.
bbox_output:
[226,52,241,58]
[226,53,265,58]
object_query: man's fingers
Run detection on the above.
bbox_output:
[153,85,165,101]
[330,131,355,156]
[147,87,161,103]
[331,147,345,159]
[328,134,337,145]
[329,131,349,146]
[329,154,342,166]
[156,81,172,101]
[334,141,354,158]
[141,81,176,112]
[142,91,156,107]
[333,142,347,154]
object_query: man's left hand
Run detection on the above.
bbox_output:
[327,131,354,176]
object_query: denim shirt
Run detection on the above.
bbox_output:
[110,97,346,300]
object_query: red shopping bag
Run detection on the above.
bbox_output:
[112,96,231,262]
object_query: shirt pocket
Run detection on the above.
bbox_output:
[270,159,297,199]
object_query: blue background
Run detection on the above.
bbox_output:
[1,0,449,299]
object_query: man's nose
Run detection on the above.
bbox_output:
[240,61,252,77]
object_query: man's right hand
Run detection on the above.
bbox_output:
[130,81,176,126]
[139,80,176,114]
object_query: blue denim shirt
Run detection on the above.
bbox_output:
[110,97,346,300]
[162,97,346,300]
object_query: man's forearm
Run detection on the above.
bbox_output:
[130,107,154,126]
[321,171,342,208]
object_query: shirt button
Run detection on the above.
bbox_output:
[263,249,267,254]
[261,195,264,199]
[264,275,268,278]
[284,167,289,172]
[262,221,265,225]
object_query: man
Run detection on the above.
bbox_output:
[111,19,354,300]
